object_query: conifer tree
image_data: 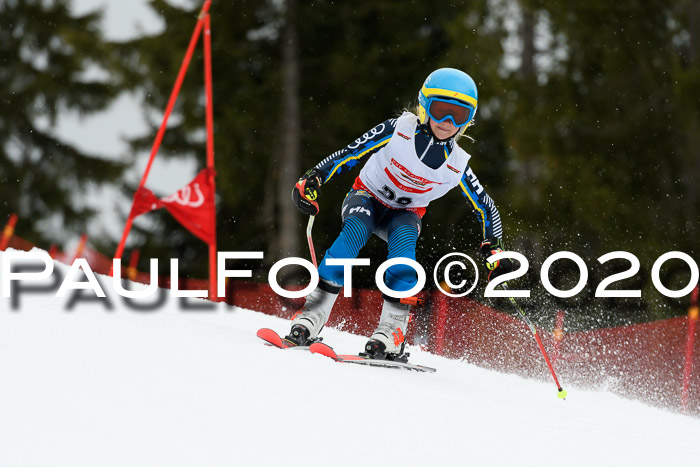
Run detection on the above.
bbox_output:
[0,0,126,244]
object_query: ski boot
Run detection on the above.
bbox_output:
[285,281,339,346]
[286,314,323,347]
[361,297,412,363]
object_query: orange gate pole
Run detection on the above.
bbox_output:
[0,213,18,251]
[681,286,699,414]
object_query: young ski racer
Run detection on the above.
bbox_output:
[289,68,513,360]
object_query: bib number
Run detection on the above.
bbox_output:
[378,185,412,206]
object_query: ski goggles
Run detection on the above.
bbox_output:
[427,97,475,127]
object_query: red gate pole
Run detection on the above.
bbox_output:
[113,0,213,268]
[203,11,217,300]
[0,213,17,251]
[681,286,699,414]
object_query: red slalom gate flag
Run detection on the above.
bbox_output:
[129,168,216,244]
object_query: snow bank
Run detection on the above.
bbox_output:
[1,249,698,467]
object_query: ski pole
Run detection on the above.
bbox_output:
[306,215,317,268]
[502,282,567,400]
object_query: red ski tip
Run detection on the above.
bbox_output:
[257,328,287,349]
[309,342,340,360]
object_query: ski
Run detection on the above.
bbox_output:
[309,342,437,373]
[256,328,310,350]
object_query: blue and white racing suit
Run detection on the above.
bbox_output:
[313,112,503,293]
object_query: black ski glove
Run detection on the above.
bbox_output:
[291,168,323,216]
[479,237,514,281]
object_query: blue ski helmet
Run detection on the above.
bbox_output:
[418,68,478,136]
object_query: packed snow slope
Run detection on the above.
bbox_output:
[1,249,699,467]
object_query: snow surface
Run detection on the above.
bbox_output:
[1,249,699,467]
